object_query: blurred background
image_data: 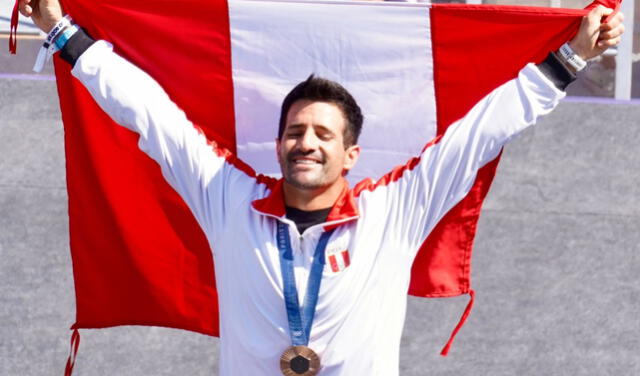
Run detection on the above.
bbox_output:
[1,1,638,375]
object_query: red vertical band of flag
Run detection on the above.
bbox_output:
[409,3,588,298]
[329,255,339,273]
[342,251,350,269]
[55,0,237,336]
[410,0,619,353]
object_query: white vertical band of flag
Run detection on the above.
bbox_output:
[229,0,437,183]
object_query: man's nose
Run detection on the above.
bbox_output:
[298,129,318,151]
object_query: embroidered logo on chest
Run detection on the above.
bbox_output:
[326,249,350,273]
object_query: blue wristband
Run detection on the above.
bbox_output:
[54,25,80,50]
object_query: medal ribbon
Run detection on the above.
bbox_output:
[277,222,334,346]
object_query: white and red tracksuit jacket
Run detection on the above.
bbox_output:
[71,40,565,375]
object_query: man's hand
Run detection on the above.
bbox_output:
[569,5,625,60]
[18,0,64,33]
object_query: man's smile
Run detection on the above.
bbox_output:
[292,157,322,165]
[288,151,325,166]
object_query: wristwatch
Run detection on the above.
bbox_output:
[555,42,587,73]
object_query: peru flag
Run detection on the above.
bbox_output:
[328,250,351,273]
[39,0,615,360]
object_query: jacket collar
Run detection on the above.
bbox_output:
[251,178,359,230]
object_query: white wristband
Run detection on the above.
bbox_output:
[33,15,74,73]
[558,42,587,72]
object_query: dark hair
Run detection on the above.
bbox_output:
[278,75,363,147]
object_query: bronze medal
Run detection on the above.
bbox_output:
[279,345,320,376]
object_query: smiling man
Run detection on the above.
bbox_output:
[18,0,625,375]
[277,78,362,213]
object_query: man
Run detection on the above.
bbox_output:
[19,0,624,375]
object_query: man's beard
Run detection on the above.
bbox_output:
[280,149,330,190]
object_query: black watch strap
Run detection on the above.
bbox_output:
[60,28,96,67]
[536,51,577,91]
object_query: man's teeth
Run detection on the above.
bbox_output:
[295,159,319,164]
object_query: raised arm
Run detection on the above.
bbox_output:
[19,0,263,241]
[373,5,624,251]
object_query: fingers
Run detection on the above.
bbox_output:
[594,5,614,18]
[599,23,625,41]
[587,5,613,25]
[598,12,625,48]
[597,36,622,48]
[18,0,33,17]
[600,12,624,31]
[567,6,625,60]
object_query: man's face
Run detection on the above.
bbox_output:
[277,100,360,191]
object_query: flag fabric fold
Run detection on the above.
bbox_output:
[10,0,619,359]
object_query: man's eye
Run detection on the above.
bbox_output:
[287,133,302,138]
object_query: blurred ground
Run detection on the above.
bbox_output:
[1,28,639,376]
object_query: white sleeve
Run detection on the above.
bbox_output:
[377,63,565,251]
[71,41,256,241]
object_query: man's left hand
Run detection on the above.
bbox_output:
[569,5,625,60]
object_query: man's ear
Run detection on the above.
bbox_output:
[342,144,361,173]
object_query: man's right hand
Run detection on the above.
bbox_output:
[18,0,64,33]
